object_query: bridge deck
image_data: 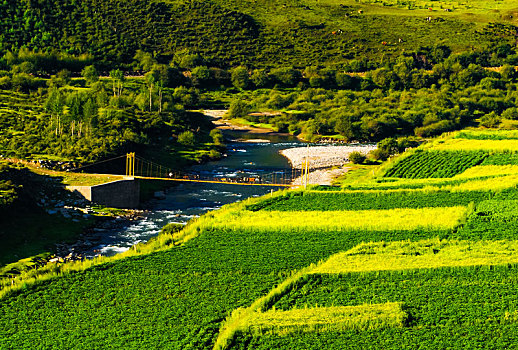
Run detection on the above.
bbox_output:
[134,176,292,187]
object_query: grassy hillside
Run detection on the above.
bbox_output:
[4,129,518,348]
[1,0,518,67]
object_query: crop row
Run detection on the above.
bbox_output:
[248,189,492,211]
[383,150,488,178]
[481,152,518,165]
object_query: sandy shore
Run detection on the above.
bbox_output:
[290,167,352,186]
[281,145,376,186]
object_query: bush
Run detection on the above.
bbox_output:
[231,66,250,89]
[480,112,501,128]
[208,149,222,159]
[377,138,399,156]
[370,148,390,161]
[349,151,366,164]
[414,120,454,137]
[210,129,224,145]
[178,131,195,146]
[227,99,250,119]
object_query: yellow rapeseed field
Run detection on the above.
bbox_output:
[245,303,405,336]
[426,139,518,151]
[454,165,518,178]
[312,239,518,274]
[208,207,468,232]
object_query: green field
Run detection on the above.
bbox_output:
[2,129,518,348]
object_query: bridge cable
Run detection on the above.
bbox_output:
[68,154,127,172]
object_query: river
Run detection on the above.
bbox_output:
[82,130,304,258]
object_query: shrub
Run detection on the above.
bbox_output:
[231,66,250,90]
[210,129,224,145]
[178,131,195,146]
[480,112,501,128]
[227,99,250,119]
[349,151,366,164]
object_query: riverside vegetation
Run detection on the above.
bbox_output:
[2,129,518,349]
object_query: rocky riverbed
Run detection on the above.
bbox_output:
[281,145,376,185]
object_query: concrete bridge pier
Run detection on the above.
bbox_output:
[67,177,140,209]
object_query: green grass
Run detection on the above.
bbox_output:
[2,0,518,69]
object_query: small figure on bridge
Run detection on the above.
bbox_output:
[168,172,173,177]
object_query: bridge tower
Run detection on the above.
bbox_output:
[126,152,135,177]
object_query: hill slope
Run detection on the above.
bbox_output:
[2,0,518,67]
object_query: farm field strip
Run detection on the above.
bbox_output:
[312,239,518,274]
[258,265,518,348]
[214,237,518,348]
[383,150,488,178]
[249,189,493,211]
[207,207,468,232]
[243,303,405,336]
[427,138,518,152]
[454,165,518,178]
[455,130,518,140]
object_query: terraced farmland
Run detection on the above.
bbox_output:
[3,128,518,349]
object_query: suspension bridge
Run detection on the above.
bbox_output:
[70,153,312,188]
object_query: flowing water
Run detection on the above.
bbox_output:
[83,130,304,258]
